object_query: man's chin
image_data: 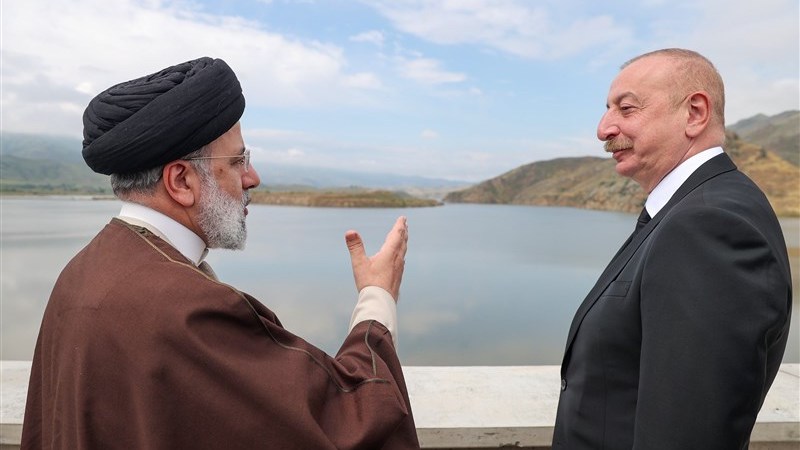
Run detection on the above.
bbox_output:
[206,226,247,251]
[212,241,246,251]
[613,159,636,178]
[226,232,247,251]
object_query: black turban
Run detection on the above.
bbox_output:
[82,57,245,175]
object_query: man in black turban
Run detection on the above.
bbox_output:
[82,57,246,175]
[22,57,420,449]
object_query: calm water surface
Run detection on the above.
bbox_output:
[2,197,798,365]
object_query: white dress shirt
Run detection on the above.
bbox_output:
[645,147,724,217]
[116,202,399,347]
[118,202,207,264]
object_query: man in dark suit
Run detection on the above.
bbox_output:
[552,48,792,449]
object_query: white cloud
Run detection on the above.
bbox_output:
[0,0,378,135]
[725,74,800,125]
[707,5,798,121]
[286,148,306,158]
[74,82,95,95]
[420,129,439,139]
[350,30,385,47]
[363,0,633,59]
[397,57,466,85]
[2,0,796,180]
[343,72,383,89]
[635,0,799,122]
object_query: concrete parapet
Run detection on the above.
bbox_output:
[2,362,798,449]
[405,365,800,449]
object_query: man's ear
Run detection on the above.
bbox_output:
[162,161,199,207]
[685,91,711,139]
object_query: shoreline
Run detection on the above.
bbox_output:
[2,193,800,218]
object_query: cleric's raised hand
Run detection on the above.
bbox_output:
[345,216,408,301]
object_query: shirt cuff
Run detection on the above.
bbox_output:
[349,286,398,348]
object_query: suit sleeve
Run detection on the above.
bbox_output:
[633,206,791,449]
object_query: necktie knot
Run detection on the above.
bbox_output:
[636,207,651,232]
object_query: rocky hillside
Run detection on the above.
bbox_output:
[250,189,441,208]
[445,156,643,211]
[729,110,799,165]
[725,131,799,216]
[446,127,799,217]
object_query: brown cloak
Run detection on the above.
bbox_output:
[21,219,420,449]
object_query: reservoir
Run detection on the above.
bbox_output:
[2,196,797,365]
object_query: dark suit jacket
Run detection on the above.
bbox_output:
[552,153,792,449]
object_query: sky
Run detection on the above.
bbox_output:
[2,0,798,182]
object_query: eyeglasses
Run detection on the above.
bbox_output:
[185,149,250,172]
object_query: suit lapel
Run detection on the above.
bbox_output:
[560,153,737,368]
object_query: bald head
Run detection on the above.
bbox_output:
[623,49,726,131]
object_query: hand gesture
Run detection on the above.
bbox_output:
[345,216,408,301]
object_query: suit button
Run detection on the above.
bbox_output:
[561,379,567,390]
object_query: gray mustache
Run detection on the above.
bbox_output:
[604,138,633,153]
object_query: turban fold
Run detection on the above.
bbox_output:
[82,57,245,175]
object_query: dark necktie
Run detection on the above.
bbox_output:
[607,206,652,264]
[635,207,651,233]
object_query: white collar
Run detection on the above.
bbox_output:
[117,202,208,265]
[645,147,724,217]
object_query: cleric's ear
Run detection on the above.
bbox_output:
[161,160,200,207]
[685,91,711,139]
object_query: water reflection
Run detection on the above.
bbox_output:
[2,197,798,366]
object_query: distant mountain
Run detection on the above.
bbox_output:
[0,133,110,193]
[729,110,799,165]
[445,119,800,217]
[250,190,442,208]
[0,132,468,197]
[1,132,86,163]
[445,155,643,211]
[256,163,468,199]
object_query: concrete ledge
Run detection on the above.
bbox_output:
[405,365,800,448]
[406,366,561,448]
[2,362,798,448]
[0,362,28,447]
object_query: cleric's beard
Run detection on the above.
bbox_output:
[197,175,248,250]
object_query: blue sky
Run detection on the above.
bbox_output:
[2,0,798,181]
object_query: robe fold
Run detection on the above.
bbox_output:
[22,219,420,449]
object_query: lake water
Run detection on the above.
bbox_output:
[2,197,798,365]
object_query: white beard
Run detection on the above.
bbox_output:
[197,174,249,250]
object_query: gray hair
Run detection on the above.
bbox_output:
[110,146,212,200]
[623,48,726,128]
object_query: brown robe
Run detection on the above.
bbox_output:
[21,219,420,449]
